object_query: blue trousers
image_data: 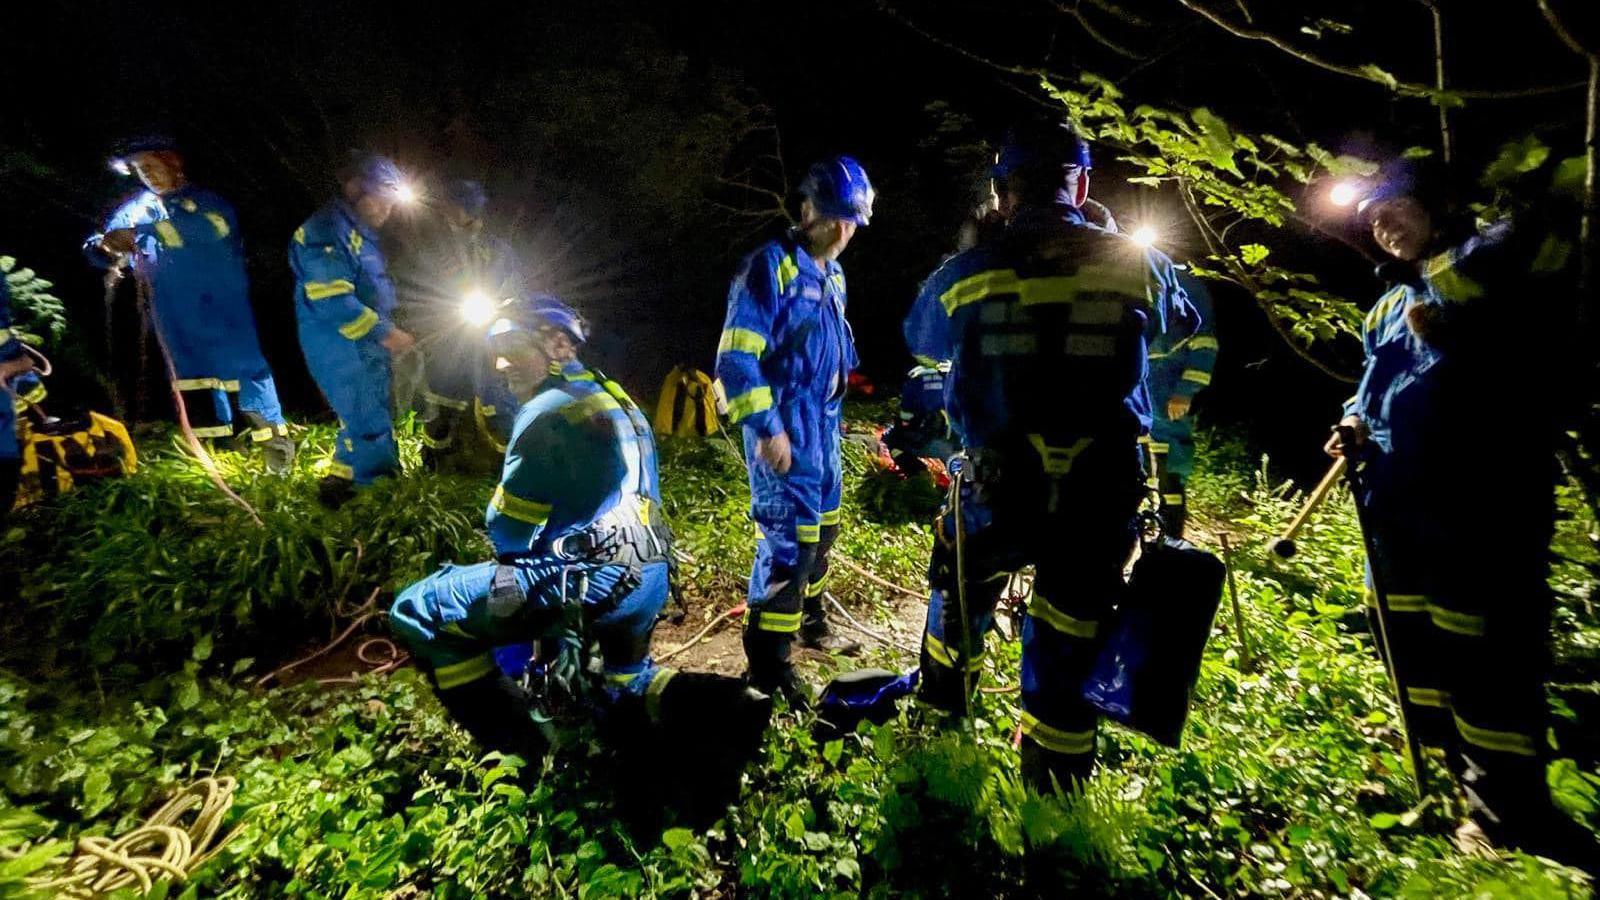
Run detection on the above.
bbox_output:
[390,559,671,701]
[301,330,396,484]
[919,441,1143,776]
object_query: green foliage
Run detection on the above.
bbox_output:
[1042,74,1368,359]
[0,425,1595,897]
[1,255,68,346]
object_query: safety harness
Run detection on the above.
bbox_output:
[492,365,677,617]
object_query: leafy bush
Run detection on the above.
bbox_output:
[0,422,1594,897]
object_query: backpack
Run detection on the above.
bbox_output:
[653,366,721,438]
[15,411,138,508]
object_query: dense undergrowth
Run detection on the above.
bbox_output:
[0,415,1596,897]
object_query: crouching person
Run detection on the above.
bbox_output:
[390,298,772,766]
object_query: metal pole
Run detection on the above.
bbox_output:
[1339,427,1426,798]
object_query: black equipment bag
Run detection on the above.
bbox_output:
[1080,536,1224,747]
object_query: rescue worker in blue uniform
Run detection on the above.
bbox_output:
[715,156,875,702]
[290,155,417,505]
[0,274,33,518]
[904,121,1194,793]
[881,363,959,478]
[84,137,294,469]
[393,178,525,473]
[1327,163,1596,870]
[1145,271,1217,538]
[391,300,771,760]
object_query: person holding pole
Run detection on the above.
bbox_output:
[1327,160,1594,870]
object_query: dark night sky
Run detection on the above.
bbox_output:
[3,0,1593,482]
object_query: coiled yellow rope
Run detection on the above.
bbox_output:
[26,776,238,898]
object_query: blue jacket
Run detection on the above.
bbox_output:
[1148,272,1217,406]
[904,204,1195,451]
[1345,218,1567,476]
[715,230,859,452]
[84,186,268,378]
[289,199,397,344]
[487,360,661,559]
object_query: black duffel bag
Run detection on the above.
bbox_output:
[1081,536,1225,747]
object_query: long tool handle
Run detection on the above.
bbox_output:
[1271,456,1348,558]
[1339,430,1426,799]
[1218,534,1254,672]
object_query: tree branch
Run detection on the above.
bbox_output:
[1046,1,1147,60]
[1180,181,1359,384]
[1412,0,1453,163]
[1177,0,1585,100]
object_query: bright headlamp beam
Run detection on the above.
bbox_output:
[394,182,418,205]
[1130,225,1158,249]
[461,291,497,326]
[1329,180,1364,208]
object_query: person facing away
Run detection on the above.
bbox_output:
[903,119,1195,795]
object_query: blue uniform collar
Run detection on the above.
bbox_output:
[783,228,842,279]
[334,197,382,242]
[1009,202,1087,233]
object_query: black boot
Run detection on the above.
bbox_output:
[797,593,862,656]
[317,475,356,509]
[434,674,552,761]
[743,625,814,709]
[241,412,296,473]
[1020,741,1092,797]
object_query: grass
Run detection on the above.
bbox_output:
[0,416,1595,897]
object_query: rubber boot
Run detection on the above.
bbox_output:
[317,475,357,509]
[743,626,814,709]
[241,412,296,473]
[435,673,552,761]
[1462,757,1600,877]
[797,593,862,656]
[1020,741,1092,797]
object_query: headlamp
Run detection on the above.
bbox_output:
[461,291,497,326]
[1129,225,1159,249]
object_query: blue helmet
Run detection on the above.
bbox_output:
[800,156,875,225]
[1356,159,1449,222]
[993,120,1093,181]
[444,178,488,217]
[491,293,587,346]
[111,135,181,174]
[342,153,408,199]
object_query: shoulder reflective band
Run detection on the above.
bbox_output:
[923,632,985,672]
[347,229,364,255]
[305,279,356,301]
[725,386,773,423]
[1365,287,1409,334]
[490,485,552,524]
[1019,712,1095,755]
[941,264,1146,316]
[1181,369,1212,386]
[776,254,801,293]
[756,609,803,633]
[1453,713,1536,757]
[340,307,380,340]
[294,226,307,245]
[204,212,230,239]
[1189,335,1219,351]
[154,220,184,248]
[1028,594,1098,639]
[718,327,768,358]
[180,199,198,212]
[434,653,497,689]
[557,391,623,425]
